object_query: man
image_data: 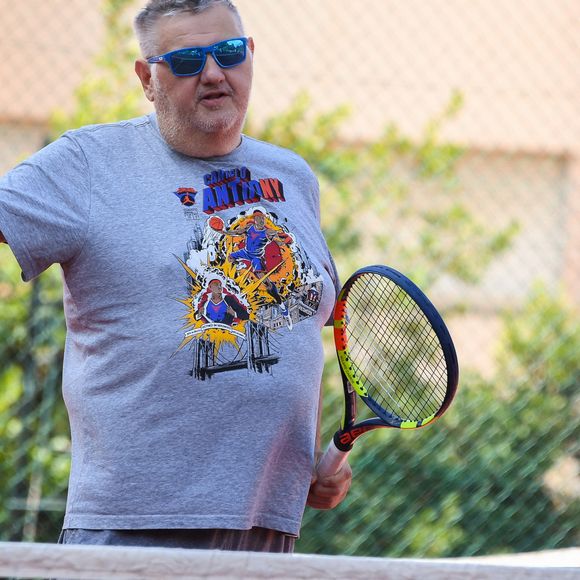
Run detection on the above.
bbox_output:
[0,0,351,553]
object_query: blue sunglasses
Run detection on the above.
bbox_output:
[147,37,248,77]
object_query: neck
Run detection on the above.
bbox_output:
[164,129,242,158]
[155,114,243,158]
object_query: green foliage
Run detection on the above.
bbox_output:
[298,291,580,557]
[247,91,518,288]
[0,250,68,541]
[418,204,519,286]
[498,283,580,400]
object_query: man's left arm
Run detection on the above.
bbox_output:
[306,385,352,510]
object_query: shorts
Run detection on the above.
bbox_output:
[57,527,295,553]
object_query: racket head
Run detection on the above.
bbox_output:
[334,265,458,430]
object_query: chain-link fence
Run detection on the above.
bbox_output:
[0,0,578,556]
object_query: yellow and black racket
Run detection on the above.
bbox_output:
[317,265,459,476]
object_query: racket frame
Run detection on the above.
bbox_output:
[331,265,459,451]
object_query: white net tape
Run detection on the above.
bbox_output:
[0,543,578,580]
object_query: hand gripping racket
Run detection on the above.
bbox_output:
[317,265,459,476]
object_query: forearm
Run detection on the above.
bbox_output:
[306,381,352,510]
[314,382,323,458]
[224,225,248,236]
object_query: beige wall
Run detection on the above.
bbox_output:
[0,0,104,125]
[1,0,578,153]
[238,0,580,154]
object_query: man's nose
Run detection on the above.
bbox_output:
[200,55,226,82]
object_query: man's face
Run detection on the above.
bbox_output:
[137,5,254,150]
[210,280,222,295]
[253,213,265,228]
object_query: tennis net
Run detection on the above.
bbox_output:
[0,542,578,579]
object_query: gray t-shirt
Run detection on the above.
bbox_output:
[0,114,339,536]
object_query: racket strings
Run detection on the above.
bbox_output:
[352,288,444,408]
[348,281,413,419]
[344,274,448,422]
[375,297,447,414]
[353,298,447,418]
[349,310,445,420]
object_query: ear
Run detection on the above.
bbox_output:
[135,59,155,102]
[247,36,255,55]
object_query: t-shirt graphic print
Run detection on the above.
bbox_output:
[172,165,325,380]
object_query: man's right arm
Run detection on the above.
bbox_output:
[0,230,6,244]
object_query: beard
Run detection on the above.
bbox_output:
[153,83,247,155]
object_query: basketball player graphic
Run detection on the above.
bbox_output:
[224,210,293,327]
[197,279,249,326]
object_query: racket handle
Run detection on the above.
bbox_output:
[316,439,351,477]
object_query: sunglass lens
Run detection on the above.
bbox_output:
[170,49,204,76]
[214,39,246,68]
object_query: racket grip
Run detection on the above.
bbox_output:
[316,440,351,477]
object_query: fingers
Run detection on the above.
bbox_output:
[306,462,352,510]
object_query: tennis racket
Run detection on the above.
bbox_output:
[317,265,459,477]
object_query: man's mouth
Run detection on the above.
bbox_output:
[199,90,231,105]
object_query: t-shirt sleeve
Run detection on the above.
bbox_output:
[0,134,91,281]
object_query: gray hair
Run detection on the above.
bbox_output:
[134,0,243,57]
